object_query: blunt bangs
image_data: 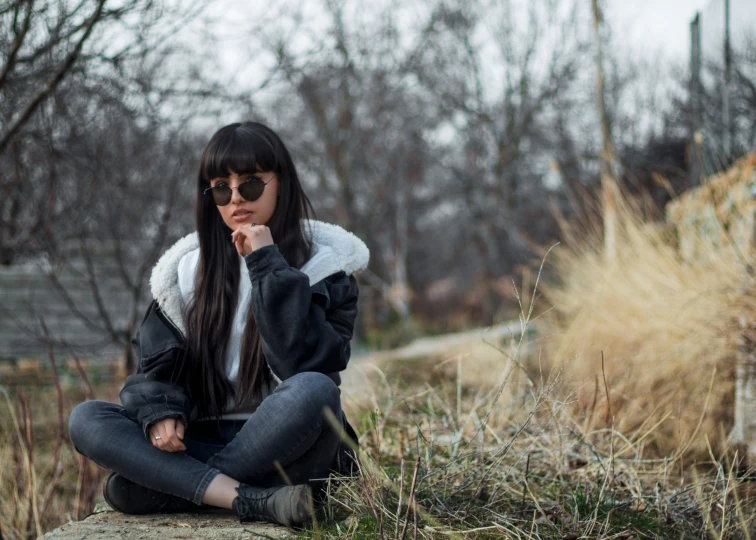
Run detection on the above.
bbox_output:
[201,125,281,183]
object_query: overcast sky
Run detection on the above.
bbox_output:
[610,0,755,60]
[611,0,708,58]
[174,0,753,133]
[204,0,734,80]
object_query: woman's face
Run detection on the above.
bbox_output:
[209,169,279,230]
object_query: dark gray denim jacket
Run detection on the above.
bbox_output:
[119,220,369,476]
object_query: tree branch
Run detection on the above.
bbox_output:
[0,0,108,155]
[0,0,34,89]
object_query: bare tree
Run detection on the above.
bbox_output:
[0,0,108,154]
[408,0,590,322]
[0,0,224,266]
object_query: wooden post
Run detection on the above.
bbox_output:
[722,0,732,164]
[690,13,702,187]
[729,310,756,463]
[591,0,618,261]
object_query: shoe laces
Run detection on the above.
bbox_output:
[234,486,272,522]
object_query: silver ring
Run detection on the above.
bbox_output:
[155,436,162,440]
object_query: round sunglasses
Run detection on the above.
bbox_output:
[203,175,275,206]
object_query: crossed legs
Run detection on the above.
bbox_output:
[68,372,343,507]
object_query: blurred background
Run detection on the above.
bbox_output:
[2,0,753,371]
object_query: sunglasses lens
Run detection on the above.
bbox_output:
[238,179,265,201]
[212,185,232,206]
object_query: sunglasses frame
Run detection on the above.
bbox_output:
[203,175,275,206]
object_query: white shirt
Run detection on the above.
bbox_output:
[177,249,250,382]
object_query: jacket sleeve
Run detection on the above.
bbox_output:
[119,300,192,440]
[244,243,360,382]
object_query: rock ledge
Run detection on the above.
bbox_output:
[40,504,296,539]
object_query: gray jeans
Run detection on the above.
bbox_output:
[68,371,343,506]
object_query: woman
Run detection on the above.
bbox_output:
[68,121,369,528]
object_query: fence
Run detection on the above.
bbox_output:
[690,0,756,184]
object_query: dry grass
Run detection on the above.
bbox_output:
[310,335,756,538]
[537,171,754,461]
[0,381,117,539]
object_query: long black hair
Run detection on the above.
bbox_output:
[179,121,316,420]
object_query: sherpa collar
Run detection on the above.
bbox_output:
[149,219,370,335]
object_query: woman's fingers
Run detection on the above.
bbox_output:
[234,234,245,255]
[232,226,246,254]
[171,419,186,451]
[163,421,177,451]
[151,422,168,450]
[231,223,259,240]
[230,224,246,241]
[159,421,177,451]
[153,421,169,451]
[231,224,270,257]
[149,419,185,452]
[149,425,160,449]
[232,225,251,256]
[162,420,186,452]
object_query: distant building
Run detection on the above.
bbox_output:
[0,240,153,365]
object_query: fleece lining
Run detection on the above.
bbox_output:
[149,219,370,336]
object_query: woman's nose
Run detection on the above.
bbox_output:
[230,183,246,203]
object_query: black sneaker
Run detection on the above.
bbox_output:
[103,472,201,514]
[232,483,315,527]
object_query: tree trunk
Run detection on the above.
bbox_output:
[123,322,136,376]
[393,162,412,335]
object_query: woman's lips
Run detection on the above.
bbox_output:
[232,211,253,222]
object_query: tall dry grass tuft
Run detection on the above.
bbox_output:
[0,321,110,539]
[540,158,756,460]
[310,245,756,539]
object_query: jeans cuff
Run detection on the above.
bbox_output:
[192,467,221,505]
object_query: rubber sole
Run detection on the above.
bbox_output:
[102,472,199,515]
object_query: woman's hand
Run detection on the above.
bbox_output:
[148,418,186,452]
[231,223,274,257]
